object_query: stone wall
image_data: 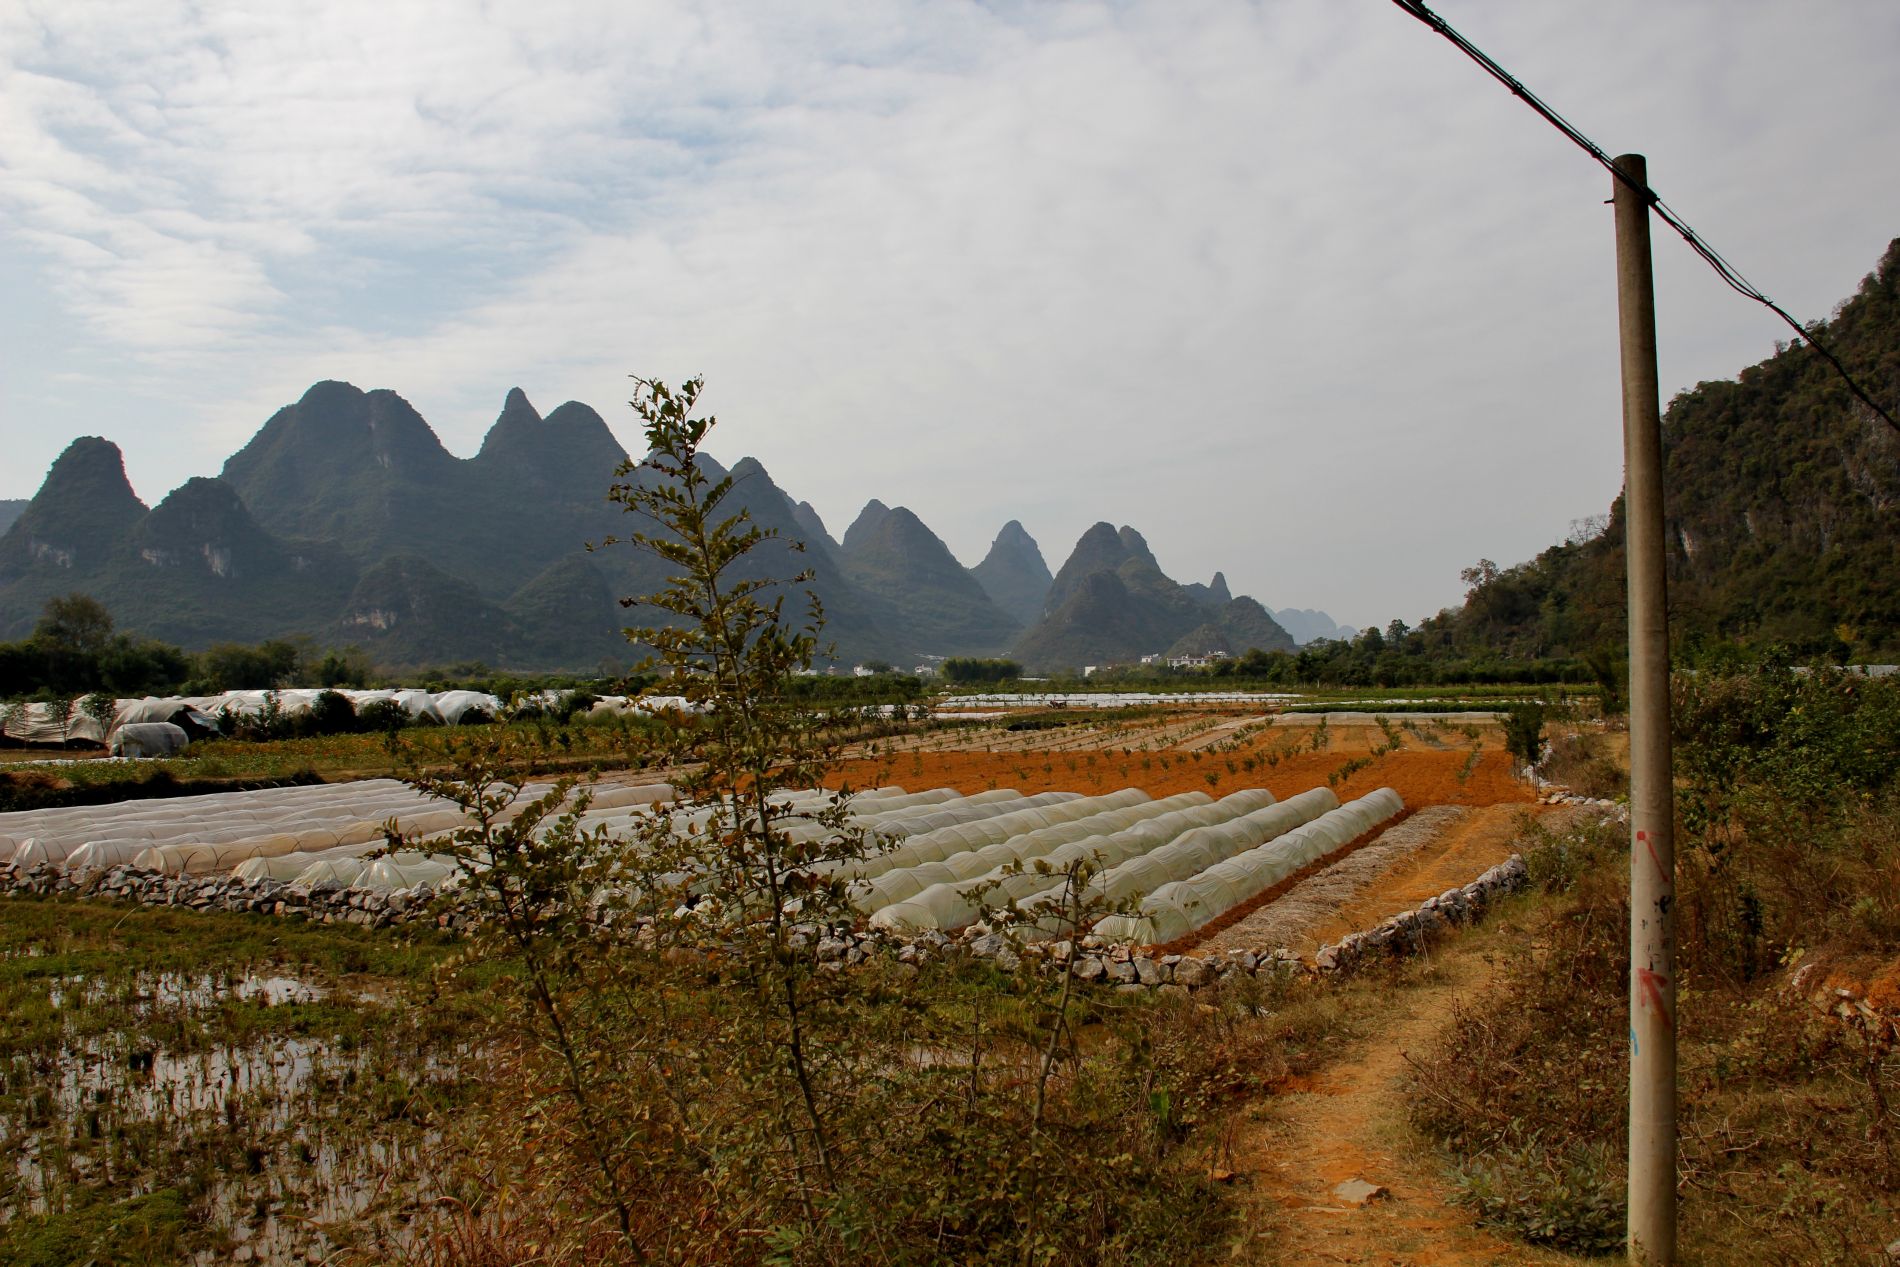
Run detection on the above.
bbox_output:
[0,850,1533,992]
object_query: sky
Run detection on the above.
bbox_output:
[4,1,1898,631]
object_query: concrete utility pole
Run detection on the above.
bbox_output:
[1611,152,1677,1265]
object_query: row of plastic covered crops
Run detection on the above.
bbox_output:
[840,784,1404,945]
[941,691,1299,710]
[0,778,1402,945]
[0,783,1069,896]
[0,688,702,746]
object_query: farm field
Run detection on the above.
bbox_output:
[841,708,1537,809]
[0,697,1603,1265]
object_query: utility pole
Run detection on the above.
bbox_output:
[1611,152,1676,1265]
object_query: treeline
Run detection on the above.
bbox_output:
[1204,626,1613,690]
[1065,626,1610,692]
[0,593,647,702]
[779,673,926,705]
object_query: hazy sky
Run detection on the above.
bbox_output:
[4,1,1897,630]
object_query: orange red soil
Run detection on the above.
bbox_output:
[830,748,1535,809]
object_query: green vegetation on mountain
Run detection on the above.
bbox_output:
[1013,522,1294,670]
[1179,570,1232,608]
[1421,237,1900,661]
[502,555,630,673]
[0,437,148,584]
[970,519,1053,625]
[338,555,516,667]
[838,500,1020,658]
[0,385,915,669]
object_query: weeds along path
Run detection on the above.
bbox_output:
[1224,936,1582,1267]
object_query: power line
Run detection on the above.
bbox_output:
[1391,0,1900,436]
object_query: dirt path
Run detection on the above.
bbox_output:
[1225,947,1578,1266]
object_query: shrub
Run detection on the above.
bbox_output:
[356,699,410,734]
[1451,1144,1624,1255]
[304,689,358,736]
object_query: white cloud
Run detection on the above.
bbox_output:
[2,1,1898,627]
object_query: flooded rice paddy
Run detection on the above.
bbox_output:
[0,901,491,1266]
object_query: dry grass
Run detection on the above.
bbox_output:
[1405,814,1900,1262]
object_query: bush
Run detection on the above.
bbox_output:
[1501,700,1546,774]
[1451,1144,1625,1255]
[303,689,358,736]
[356,699,411,734]
[1540,728,1627,799]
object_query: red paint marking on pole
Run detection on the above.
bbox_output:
[1644,837,1669,886]
[1636,967,1673,1028]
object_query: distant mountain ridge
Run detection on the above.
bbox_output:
[0,381,1332,670]
[839,501,1021,658]
[1012,523,1295,671]
[1271,608,1362,645]
[0,501,25,537]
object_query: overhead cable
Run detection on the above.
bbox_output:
[1391,0,1899,435]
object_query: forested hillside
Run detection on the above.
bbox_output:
[1418,237,1900,661]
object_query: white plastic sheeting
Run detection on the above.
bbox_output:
[7,778,1413,931]
[1,778,418,867]
[1093,787,1404,945]
[870,788,1279,934]
[0,701,107,746]
[0,776,676,876]
[850,791,1180,916]
[113,698,221,734]
[0,686,718,748]
[1076,787,1341,913]
[831,789,1149,887]
[940,692,1298,710]
[109,723,190,759]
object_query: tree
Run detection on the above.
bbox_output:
[34,593,113,655]
[1460,558,1500,598]
[942,657,1022,684]
[602,375,863,1195]
[316,646,372,688]
[1502,701,1548,776]
[381,377,1217,1265]
[199,640,301,690]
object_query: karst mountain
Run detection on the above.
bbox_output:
[0,383,1329,670]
